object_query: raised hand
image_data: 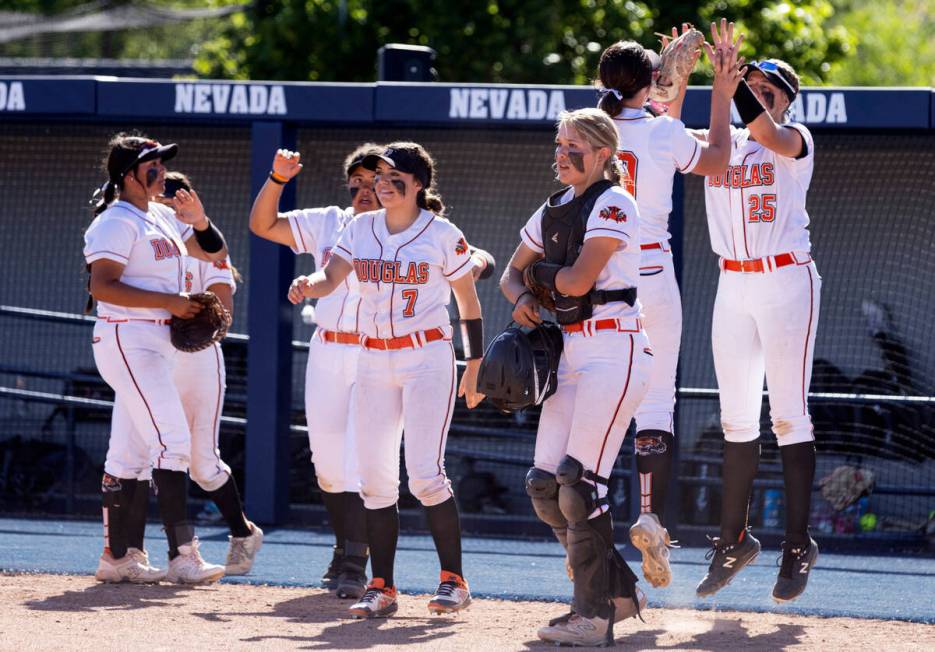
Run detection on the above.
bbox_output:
[705,18,745,99]
[172,188,208,227]
[272,149,303,181]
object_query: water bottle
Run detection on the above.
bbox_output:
[763,489,782,529]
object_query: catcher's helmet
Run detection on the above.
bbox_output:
[477,321,564,413]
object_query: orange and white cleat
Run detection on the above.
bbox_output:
[349,578,398,619]
[427,571,471,615]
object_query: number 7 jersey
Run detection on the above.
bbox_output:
[704,123,815,259]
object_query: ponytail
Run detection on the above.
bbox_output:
[92,181,118,216]
[598,88,626,119]
[417,188,445,215]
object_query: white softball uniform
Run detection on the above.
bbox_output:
[704,123,821,445]
[84,201,194,477]
[522,185,652,498]
[613,108,702,434]
[333,209,474,509]
[287,206,362,494]
[111,256,237,489]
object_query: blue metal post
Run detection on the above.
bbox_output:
[245,121,296,524]
[668,173,685,537]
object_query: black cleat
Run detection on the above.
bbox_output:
[772,537,819,603]
[321,546,344,590]
[696,528,761,597]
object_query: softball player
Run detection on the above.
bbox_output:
[249,143,381,599]
[692,57,821,603]
[85,134,228,584]
[596,20,743,589]
[502,108,651,647]
[288,142,485,619]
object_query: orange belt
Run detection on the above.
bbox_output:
[721,252,798,274]
[363,327,446,351]
[99,316,172,325]
[640,242,667,251]
[561,317,642,335]
[319,329,361,345]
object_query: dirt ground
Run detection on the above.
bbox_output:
[0,573,931,651]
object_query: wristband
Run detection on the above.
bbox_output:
[733,80,766,125]
[459,318,484,360]
[530,261,563,292]
[268,171,289,185]
[193,218,225,254]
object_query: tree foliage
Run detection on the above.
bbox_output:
[192,0,856,84]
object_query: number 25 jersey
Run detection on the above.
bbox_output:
[703,123,815,259]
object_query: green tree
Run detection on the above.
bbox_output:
[195,0,854,84]
[826,0,935,87]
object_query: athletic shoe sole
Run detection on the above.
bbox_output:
[629,522,672,588]
[168,568,225,585]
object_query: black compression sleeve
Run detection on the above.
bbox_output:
[193,218,225,254]
[460,318,484,360]
[733,80,766,125]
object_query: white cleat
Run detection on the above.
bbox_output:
[225,521,264,576]
[629,512,672,588]
[166,537,225,585]
[348,579,398,619]
[613,586,647,622]
[95,548,167,584]
[427,571,471,615]
[538,612,613,647]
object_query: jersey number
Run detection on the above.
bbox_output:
[616,151,638,198]
[747,194,776,223]
[401,289,418,318]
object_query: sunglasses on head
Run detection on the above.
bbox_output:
[746,61,797,101]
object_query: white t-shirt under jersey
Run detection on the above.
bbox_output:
[613,107,702,244]
[520,184,642,322]
[332,209,474,340]
[83,200,193,320]
[285,206,362,333]
[703,123,815,260]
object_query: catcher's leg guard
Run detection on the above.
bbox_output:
[101,473,135,559]
[525,467,568,548]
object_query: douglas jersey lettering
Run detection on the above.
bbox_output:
[353,259,430,285]
[707,162,775,189]
[150,238,182,261]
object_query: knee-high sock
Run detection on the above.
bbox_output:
[719,440,760,542]
[780,441,816,546]
[152,469,192,560]
[320,490,347,549]
[125,479,149,551]
[635,430,675,524]
[341,492,369,570]
[102,474,135,559]
[425,497,463,577]
[366,504,399,587]
[208,475,252,538]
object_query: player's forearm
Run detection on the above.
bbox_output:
[249,180,286,239]
[90,278,177,310]
[500,265,528,304]
[703,90,733,173]
[300,271,338,299]
[207,283,234,315]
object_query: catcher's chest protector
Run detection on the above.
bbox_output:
[540,180,613,324]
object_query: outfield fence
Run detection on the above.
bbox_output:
[1,78,933,548]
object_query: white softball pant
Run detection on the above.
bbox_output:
[634,247,682,434]
[534,325,652,500]
[93,321,190,477]
[712,260,821,446]
[353,338,457,510]
[305,332,361,494]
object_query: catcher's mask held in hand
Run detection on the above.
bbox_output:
[170,291,231,352]
[649,28,704,103]
[477,321,564,413]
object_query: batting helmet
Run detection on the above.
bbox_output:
[477,321,564,413]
